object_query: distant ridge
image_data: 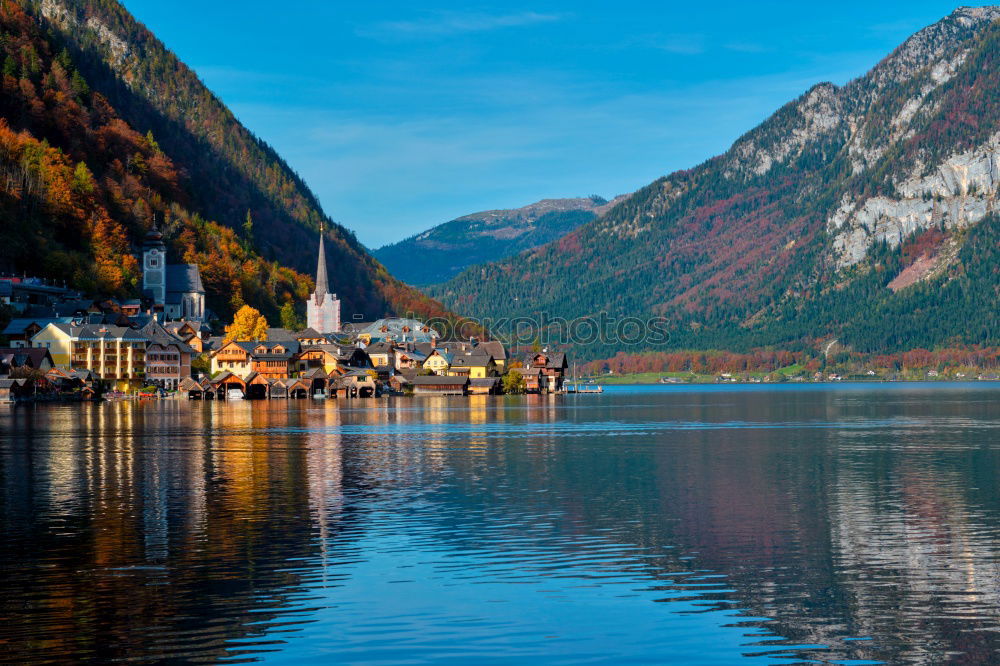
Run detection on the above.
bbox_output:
[375,196,624,285]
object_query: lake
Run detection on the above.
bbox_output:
[1,384,999,664]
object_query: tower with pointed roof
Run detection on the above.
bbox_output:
[307,225,341,333]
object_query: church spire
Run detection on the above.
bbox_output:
[315,223,329,300]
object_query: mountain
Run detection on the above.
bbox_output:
[0,0,451,325]
[374,196,621,285]
[431,7,1000,360]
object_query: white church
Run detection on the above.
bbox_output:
[307,226,341,334]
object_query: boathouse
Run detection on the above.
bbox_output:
[411,375,468,396]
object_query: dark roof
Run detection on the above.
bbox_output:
[140,321,196,353]
[2,318,71,335]
[364,340,395,354]
[411,375,468,386]
[47,322,150,342]
[340,321,373,334]
[0,378,29,388]
[528,352,567,369]
[438,341,475,353]
[303,344,369,363]
[469,377,500,387]
[396,349,427,361]
[450,352,493,368]
[295,327,324,339]
[0,348,52,368]
[52,300,98,316]
[478,341,507,361]
[179,377,203,391]
[164,320,206,336]
[202,336,224,352]
[413,342,435,357]
[266,328,299,342]
[235,340,300,360]
[165,264,204,298]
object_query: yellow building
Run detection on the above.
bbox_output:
[447,352,496,379]
[422,349,452,376]
[478,341,507,371]
[31,322,149,389]
[364,341,395,368]
[209,340,255,379]
[296,344,371,376]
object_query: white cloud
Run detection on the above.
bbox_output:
[651,33,706,55]
[360,11,563,39]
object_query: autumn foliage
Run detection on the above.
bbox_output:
[0,0,316,321]
[224,305,269,342]
[0,0,458,328]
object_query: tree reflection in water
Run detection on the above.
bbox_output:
[0,386,998,663]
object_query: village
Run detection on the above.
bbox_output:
[0,227,569,403]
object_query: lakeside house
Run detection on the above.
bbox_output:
[523,351,568,393]
[423,349,453,375]
[0,347,55,375]
[248,341,300,379]
[364,340,396,369]
[141,320,196,390]
[448,350,497,379]
[411,375,468,396]
[31,322,150,391]
[468,377,502,395]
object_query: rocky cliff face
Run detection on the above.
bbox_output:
[831,133,1000,268]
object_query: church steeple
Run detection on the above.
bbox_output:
[307,222,341,334]
[315,223,329,301]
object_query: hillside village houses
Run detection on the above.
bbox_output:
[1,226,563,400]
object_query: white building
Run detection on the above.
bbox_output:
[307,228,341,334]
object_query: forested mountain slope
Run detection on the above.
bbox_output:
[375,196,621,285]
[0,0,450,323]
[431,7,1000,359]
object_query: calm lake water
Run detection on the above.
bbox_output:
[1,384,999,664]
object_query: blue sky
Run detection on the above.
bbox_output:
[120,1,985,248]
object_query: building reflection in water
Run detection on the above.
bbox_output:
[0,387,997,663]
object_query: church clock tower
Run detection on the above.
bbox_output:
[142,223,167,305]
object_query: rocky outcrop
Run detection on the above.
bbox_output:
[831,134,1000,267]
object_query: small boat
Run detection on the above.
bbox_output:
[227,389,245,401]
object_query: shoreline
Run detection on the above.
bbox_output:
[589,374,1000,386]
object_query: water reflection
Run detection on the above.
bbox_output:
[0,385,998,663]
